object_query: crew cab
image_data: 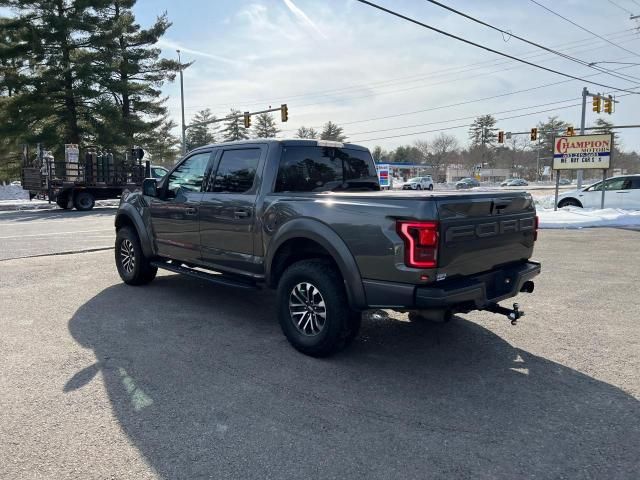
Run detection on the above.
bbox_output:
[114,139,540,356]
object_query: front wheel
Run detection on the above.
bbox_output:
[277,260,361,357]
[558,198,582,208]
[115,227,157,285]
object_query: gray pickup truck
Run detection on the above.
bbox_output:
[114,139,540,356]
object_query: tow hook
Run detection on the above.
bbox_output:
[485,302,524,325]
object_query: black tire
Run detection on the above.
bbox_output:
[417,185,422,190]
[115,227,157,285]
[56,192,71,210]
[428,184,434,191]
[74,191,95,211]
[277,260,361,357]
[558,198,582,208]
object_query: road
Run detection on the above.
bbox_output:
[0,208,116,260]
[0,211,638,479]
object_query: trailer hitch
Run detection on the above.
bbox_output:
[485,302,524,325]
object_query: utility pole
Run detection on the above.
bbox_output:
[177,50,187,155]
[577,86,588,188]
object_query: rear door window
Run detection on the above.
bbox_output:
[275,146,379,192]
[210,148,261,193]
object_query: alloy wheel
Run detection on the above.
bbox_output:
[120,239,136,274]
[289,282,327,336]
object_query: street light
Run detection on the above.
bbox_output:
[177,49,186,155]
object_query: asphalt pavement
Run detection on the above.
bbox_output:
[0,211,638,479]
[0,208,116,260]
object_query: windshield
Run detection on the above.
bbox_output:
[407,178,420,183]
[275,146,380,193]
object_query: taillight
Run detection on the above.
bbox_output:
[534,215,539,242]
[397,221,439,268]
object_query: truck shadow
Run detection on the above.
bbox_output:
[66,276,639,479]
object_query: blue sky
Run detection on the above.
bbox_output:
[138,0,640,151]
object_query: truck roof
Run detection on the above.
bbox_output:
[190,138,370,153]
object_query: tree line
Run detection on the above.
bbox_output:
[367,115,639,182]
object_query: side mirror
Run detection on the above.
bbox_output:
[142,178,158,197]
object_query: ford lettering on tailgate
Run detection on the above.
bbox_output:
[445,217,535,243]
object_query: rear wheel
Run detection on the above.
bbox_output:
[74,191,95,211]
[56,192,71,210]
[278,260,361,357]
[428,184,434,191]
[115,227,157,285]
[558,198,582,208]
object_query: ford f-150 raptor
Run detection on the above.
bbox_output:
[114,139,540,356]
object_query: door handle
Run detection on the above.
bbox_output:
[185,207,198,215]
[234,209,250,219]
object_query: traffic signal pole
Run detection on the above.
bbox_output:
[577,87,588,189]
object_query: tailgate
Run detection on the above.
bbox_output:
[436,193,536,278]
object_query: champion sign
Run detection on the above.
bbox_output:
[552,133,612,170]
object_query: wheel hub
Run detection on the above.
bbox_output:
[120,239,135,273]
[289,282,327,336]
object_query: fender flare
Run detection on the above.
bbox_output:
[266,218,367,310]
[115,203,155,258]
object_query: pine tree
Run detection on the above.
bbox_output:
[91,0,180,149]
[296,126,318,139]
[468,115,498,148]
[186,109,218,150]
[138,118,179,165]
[0,0,104,151]
[222,109,249,142]
[320,121,346,141]
[252,112,279,138]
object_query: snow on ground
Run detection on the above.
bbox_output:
[538,207,640,229]
[0,185,29,200]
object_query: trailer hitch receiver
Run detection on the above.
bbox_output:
[485,302,524,325]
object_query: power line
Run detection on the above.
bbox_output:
[529,0,640,58]
[347,98,581,137]
[278,62,640,133]
[422,0,640,83]
[354,0,639,93]
[352,89,639,143]
[606,0,634,15]
[184,29,639,112]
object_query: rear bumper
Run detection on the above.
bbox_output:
[363,261,541,310]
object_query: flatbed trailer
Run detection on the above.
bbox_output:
[21,146,149,211]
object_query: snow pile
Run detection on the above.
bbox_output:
[0,185,29,200]
[538,207,640,229]
[535,195,556,209]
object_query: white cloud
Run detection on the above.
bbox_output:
[156,38,243,66]
[282,0,327,39]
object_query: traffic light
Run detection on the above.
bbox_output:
[592,95,601,113]
[530,127,538,141]
[497,131,504,143]
[566,126,575,136]
[281,104,288,122]
[604,95,613,114]
[243,112,251,129]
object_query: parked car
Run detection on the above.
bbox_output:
[151,166,169,179]
[402,176,434,190]
[10,180,22,187]
[455,178,480,189]
[500,178,528,187]
[114,139,540,356]
[557,174,640,209]
[558,178,572,186]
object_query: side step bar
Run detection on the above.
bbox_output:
[151,260,259,290]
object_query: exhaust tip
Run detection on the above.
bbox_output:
[520,281,535,294]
